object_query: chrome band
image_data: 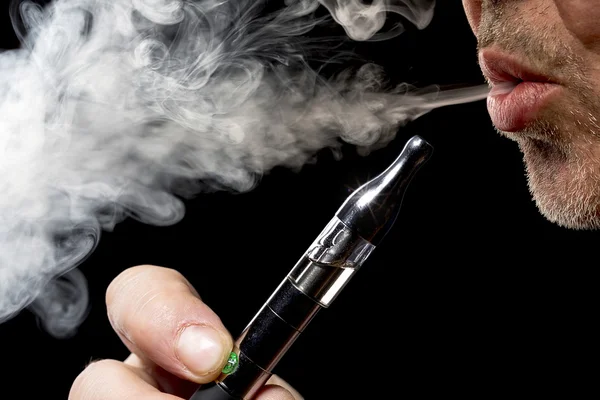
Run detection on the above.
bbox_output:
[288,216,375,306]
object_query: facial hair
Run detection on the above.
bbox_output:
[477,0,600,230]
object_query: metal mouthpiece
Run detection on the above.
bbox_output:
[336,135,433,246]
[290,135,433,307]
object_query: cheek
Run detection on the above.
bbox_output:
[554,1,600,48]
[462,0,481,35]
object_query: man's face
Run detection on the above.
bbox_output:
[463,0,600,229]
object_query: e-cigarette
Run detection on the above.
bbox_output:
[190,135,433,400]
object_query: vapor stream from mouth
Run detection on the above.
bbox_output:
[0,0,487,337]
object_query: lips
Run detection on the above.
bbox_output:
[479,49,562,132]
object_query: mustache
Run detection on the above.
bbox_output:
[475,14,579,83]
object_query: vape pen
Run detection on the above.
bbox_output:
[190,135,433,400]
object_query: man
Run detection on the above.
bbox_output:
[464,0,600,230]
[69,1,600,399]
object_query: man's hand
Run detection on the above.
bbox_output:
[69,265,302,400]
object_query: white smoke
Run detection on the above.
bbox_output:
[318,0,436,41]
[0,0,488,338]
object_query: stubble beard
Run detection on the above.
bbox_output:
[478,2,600,230]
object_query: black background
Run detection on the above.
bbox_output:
[0,1,597,399]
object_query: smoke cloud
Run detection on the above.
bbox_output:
[317,0,436,41]
[0,0,488,337]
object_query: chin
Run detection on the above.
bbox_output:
[534,202,600,231]
[535,200,600,230]
[518,136,600,231]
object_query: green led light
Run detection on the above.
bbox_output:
[222,352,238,374]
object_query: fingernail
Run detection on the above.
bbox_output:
[177,325,228,376]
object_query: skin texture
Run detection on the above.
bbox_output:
[463,0,600,229]
[68,265,302,400]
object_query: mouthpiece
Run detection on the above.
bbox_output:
[292,135,433,307]
[190,135,433,400]
[336,135,434,245]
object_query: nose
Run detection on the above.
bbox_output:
[462,0,482,35]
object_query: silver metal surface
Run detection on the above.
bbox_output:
[288,216,375,307]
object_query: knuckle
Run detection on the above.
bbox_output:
[85,358,123,373]
[105,265,199,341]
[107,265,161,300]
[68,359,122,400]
[105,265,163,329]
[106,265,188,305]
